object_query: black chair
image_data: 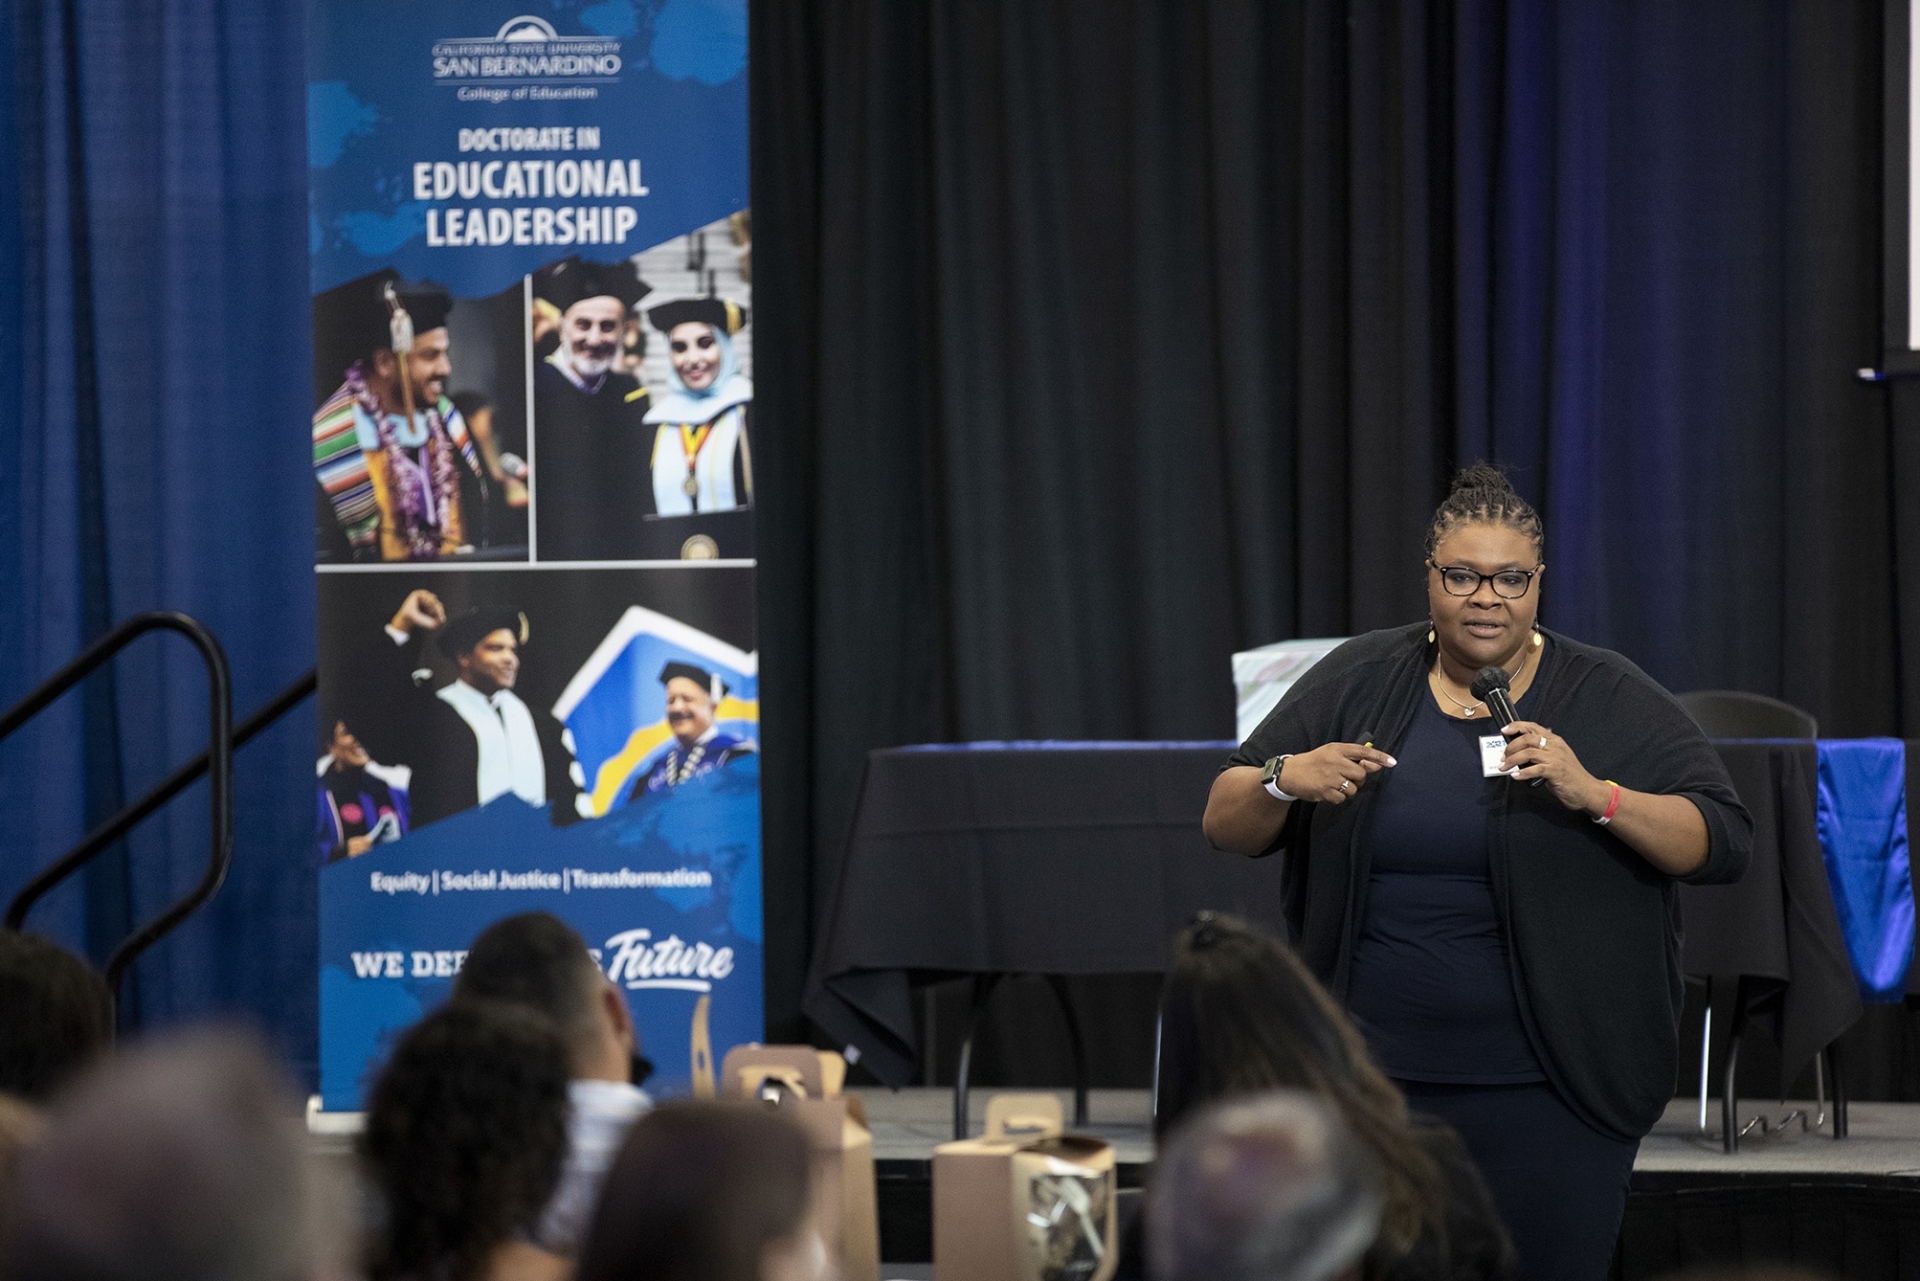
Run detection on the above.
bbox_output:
[1676,689,1817,740]
[1675,689,1837,1150]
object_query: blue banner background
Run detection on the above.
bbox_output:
[319,759,762,1109]
[310,0,760,1108]
[308,0,747,297]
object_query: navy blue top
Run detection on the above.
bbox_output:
[1345,677,1546,1084]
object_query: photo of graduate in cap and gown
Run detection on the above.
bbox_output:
[312,269,493,562]
[379,589,591,830]
[628,661,757,801]
[316,719,410,863]
[641,297,753,558]
[531,255,658,561]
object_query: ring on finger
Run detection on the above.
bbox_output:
[1539,735,1547,748]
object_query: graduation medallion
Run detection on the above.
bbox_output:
[678,424,714,500]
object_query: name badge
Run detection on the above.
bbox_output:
[1480,734,1515,779]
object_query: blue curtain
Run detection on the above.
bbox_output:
[1450,1,1888,721]
[0,0,317,1081]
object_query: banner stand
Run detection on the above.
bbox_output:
[306,2,758,1110]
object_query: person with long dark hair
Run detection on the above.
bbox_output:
[1203,464,1753,1281]
[361,1002,572,1281]
[1153,913,1512,1281]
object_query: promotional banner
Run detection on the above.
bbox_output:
[307,0,757,1108]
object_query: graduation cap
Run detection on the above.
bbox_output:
[647,297,748,336]
[311,269,454,403]
[438,606,529,658]
[536,255,651,311]
[659,660,727,702]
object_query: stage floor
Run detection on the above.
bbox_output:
[856,1087,1154,1164]
[853,1087,1920,1179]
[311,1085,1920,1178]
[1639,1097,1920,1178]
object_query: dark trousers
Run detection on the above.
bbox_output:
[1397,1080,1638,1281]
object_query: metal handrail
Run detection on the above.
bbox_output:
[4,667,315,934]
[0,612,232,1016]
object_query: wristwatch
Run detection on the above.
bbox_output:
[1260,755,1299,803]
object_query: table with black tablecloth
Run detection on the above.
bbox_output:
[804,743,1258,1088]
[804,739,1878,1119]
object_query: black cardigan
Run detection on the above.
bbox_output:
[1229,623,1753,1140]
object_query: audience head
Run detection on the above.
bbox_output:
[0,1028,341,1281]
[1149,1092,1382,1281]
[453,911,634,1081]
[1157,913,1437,1258]
[0,932,113,1103]
[577,1101,823,1281]
[0,1094,46,1216]
[361,1000,572,1281]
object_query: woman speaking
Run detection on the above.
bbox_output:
[1203,464,1752,1281]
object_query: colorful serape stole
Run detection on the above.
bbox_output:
[312,382,379,552]
[442,400,481,478]
[312,384,480,556]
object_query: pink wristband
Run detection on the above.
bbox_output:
[1593,780,1621,826]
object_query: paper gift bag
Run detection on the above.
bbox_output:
[935,1093,1118,1281]
[720,1045,878,1281]
[720,1043,846,1101]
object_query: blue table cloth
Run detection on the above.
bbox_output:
[1816,738,1914,1001]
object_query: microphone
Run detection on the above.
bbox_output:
[1470,667,1519,732]
[1471,666,1542,786]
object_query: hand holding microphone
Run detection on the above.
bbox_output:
[1475,665,1611,815]
[1470,666,1542,791]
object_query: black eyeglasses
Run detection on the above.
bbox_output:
[1430,561,1540,599]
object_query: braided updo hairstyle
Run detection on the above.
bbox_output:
[1425,462,1543,560]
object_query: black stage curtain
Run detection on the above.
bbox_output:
[751,0,1920,1063]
